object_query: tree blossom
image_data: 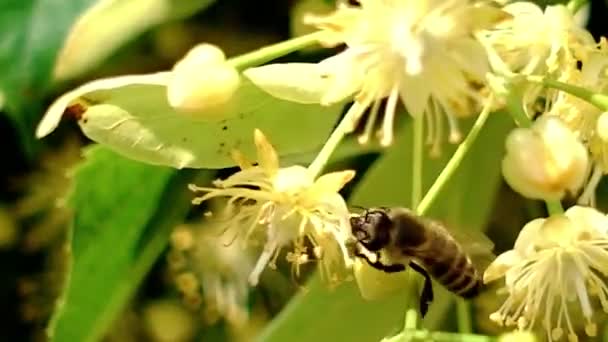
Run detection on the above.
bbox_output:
[189,129,355,286]
[169,218,255,327]
[484,206,608,342]
[244,0,507,152]
[546,39,608,205]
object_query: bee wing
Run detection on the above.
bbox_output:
[444,224,496,272]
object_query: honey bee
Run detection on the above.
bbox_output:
[349,207,494,316]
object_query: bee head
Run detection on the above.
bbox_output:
[350,209,392,251]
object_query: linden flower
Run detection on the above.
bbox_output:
[169,220,254,327]
[484,206,608,342]
[244,0,507,152]
[189,129,355,286]
[544,38,608,205]
[480,2,594,76]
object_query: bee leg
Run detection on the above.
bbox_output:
[354,250,406,273]
[408,262,433,317]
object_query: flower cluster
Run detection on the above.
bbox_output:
[481,2,608,204]
[245,0,508,153]
[190,129,355,287]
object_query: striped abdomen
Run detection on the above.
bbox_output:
[390,210,483,297]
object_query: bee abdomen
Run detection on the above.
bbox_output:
[417,242,483,298]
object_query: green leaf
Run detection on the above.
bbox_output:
[258,113,513,342]
[53,0,216,81]
[48,146,212,342]
[0,0,96,153]
[40,75,343,169]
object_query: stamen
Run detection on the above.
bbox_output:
[551,327,563,341]
[446,110,462,143]
[578,165,603,206]
[248,240,277,286]
[379,85,400,146]
[345,96,375,133]
[431,99,443,157]
[586,321,598,337]
[424,97,435,145]
[572,259,593,319]
[359,98,382,144]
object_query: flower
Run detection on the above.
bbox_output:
[480,2,594,76]
[501,116,588,201]
[484,206,608,342]
[479,2,595,118]
[189,129,355,286]
[546,38,608,205]
[244,0,507,151]
[169,217,254,327]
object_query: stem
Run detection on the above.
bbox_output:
[567,0,588,13]
[308,105,360,178]
[504,83,566,215]
[398,113,425,339]
[546,200,565,215]
[228,31,325,70]
[525,75,608,113]
[401,269,421,341]
[416,101,491,215]
[505,87,532,128]
[456,299,472,334]
[412,113,424,211]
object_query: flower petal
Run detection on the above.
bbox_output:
[317,51,363,105]
[308,170,355,198]
[513,217,545,255]
[483,250,521,284]
[254,129,279,175]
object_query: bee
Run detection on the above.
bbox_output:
[349,207,493,316]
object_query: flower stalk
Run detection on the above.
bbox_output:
[308,107,360,178]
[417,99,493,215]
[412,113,424,212]
[228,31,326,70]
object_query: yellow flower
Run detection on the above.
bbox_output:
[189,129,355,286]
[484,206,608,342]
[244,0,506,152]
[480,2,594,76]
[169,218,254,327]
[546,38,608,205]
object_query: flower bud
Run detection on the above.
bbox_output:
[502,116,588,200]
[167,43,240,114]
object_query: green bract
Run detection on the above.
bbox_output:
[38,74,344,169]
